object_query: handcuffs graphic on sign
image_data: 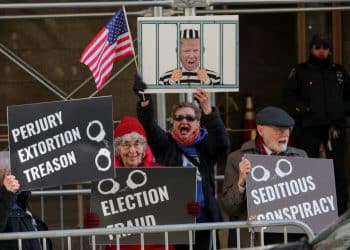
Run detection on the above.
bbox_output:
[86,120,112,172]
[251,159,293,182]
[97,169,148,195]
[87,120,106,143]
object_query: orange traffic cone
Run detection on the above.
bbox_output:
[243,94,256,142]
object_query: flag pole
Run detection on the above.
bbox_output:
[123,5,145,101]
[122,5,138,73]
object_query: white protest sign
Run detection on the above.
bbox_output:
[7,96,114,190]
[246,154,338,234]
[138,15,239,93]
[91,167,196,245]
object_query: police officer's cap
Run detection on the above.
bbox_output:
[309,33,331,49]
[181,29,199,39]
[256,106,295,128]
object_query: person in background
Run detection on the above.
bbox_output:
[221,106,307,247]
[84,116,175,250]
[134,76,230,250]
[284,33,350,215]
[0,151,52,250]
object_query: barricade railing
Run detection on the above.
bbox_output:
[0,220,315,250]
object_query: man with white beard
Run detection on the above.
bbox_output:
[221,106,308,247]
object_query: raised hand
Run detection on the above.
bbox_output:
[3,174,20,193]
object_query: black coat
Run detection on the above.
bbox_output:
[0,187,52,250]
[137,102,230,222]
[284,55,350,128]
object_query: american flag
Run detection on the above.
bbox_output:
[80,7,134,90]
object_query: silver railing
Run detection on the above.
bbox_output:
[0,220,315,250]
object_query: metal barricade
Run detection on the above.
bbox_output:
[0,220,314,250]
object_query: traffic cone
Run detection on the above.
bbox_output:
[243,94,256,142]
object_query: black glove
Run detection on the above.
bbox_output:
[133,74,150,101]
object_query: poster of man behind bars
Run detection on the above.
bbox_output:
[137,15,239,93]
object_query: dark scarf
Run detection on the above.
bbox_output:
[308,54,332,69]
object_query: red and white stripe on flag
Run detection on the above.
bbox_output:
[80,8,134,90]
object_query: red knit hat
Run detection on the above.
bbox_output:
[114,116,147,140]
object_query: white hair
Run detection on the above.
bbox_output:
[0,151,11,171]
[0,151,10,184]
[114,132,146,146]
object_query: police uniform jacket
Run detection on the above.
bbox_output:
[137,101,230,222]
[284,55,350,127]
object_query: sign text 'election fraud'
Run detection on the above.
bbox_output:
[91,167,196,245]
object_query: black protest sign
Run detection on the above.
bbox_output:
[246,154,338,234]
[91,167,196,245]
[7,96,114,190]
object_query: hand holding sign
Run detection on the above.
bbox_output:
[3,174,20,193]
[171,69,182,83]
[197,69,209,82]
[238,157,251,188]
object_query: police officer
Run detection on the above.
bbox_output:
[283,34,350,215]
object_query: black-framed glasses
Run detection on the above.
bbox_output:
[174,115,196,122]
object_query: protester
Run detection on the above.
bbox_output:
[134,75,230,250]
[0,151,52,250]
[159,28,220,85]
[84,116,174,250]
[221,106,307,246]
[284,33,350,215]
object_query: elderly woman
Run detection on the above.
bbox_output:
[0,151,52,250]
[85,116,174,250]
[113,116,156,168]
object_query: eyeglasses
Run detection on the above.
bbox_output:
[313,45,330,50]
[174,115,197,122]
[119,141,144,150]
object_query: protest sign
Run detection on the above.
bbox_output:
[8,96,114,190]
[91,167,196,245]
[246,154,338,234]
[138,15,239,93]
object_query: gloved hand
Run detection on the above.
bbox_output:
[186,201,201,217]
[83,211,100,228]
[133,74,150,101]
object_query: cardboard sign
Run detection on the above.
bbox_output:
[138,15,239,93]
[7,96,114,190]
[91,167,196,245]
[246,154,338,234]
